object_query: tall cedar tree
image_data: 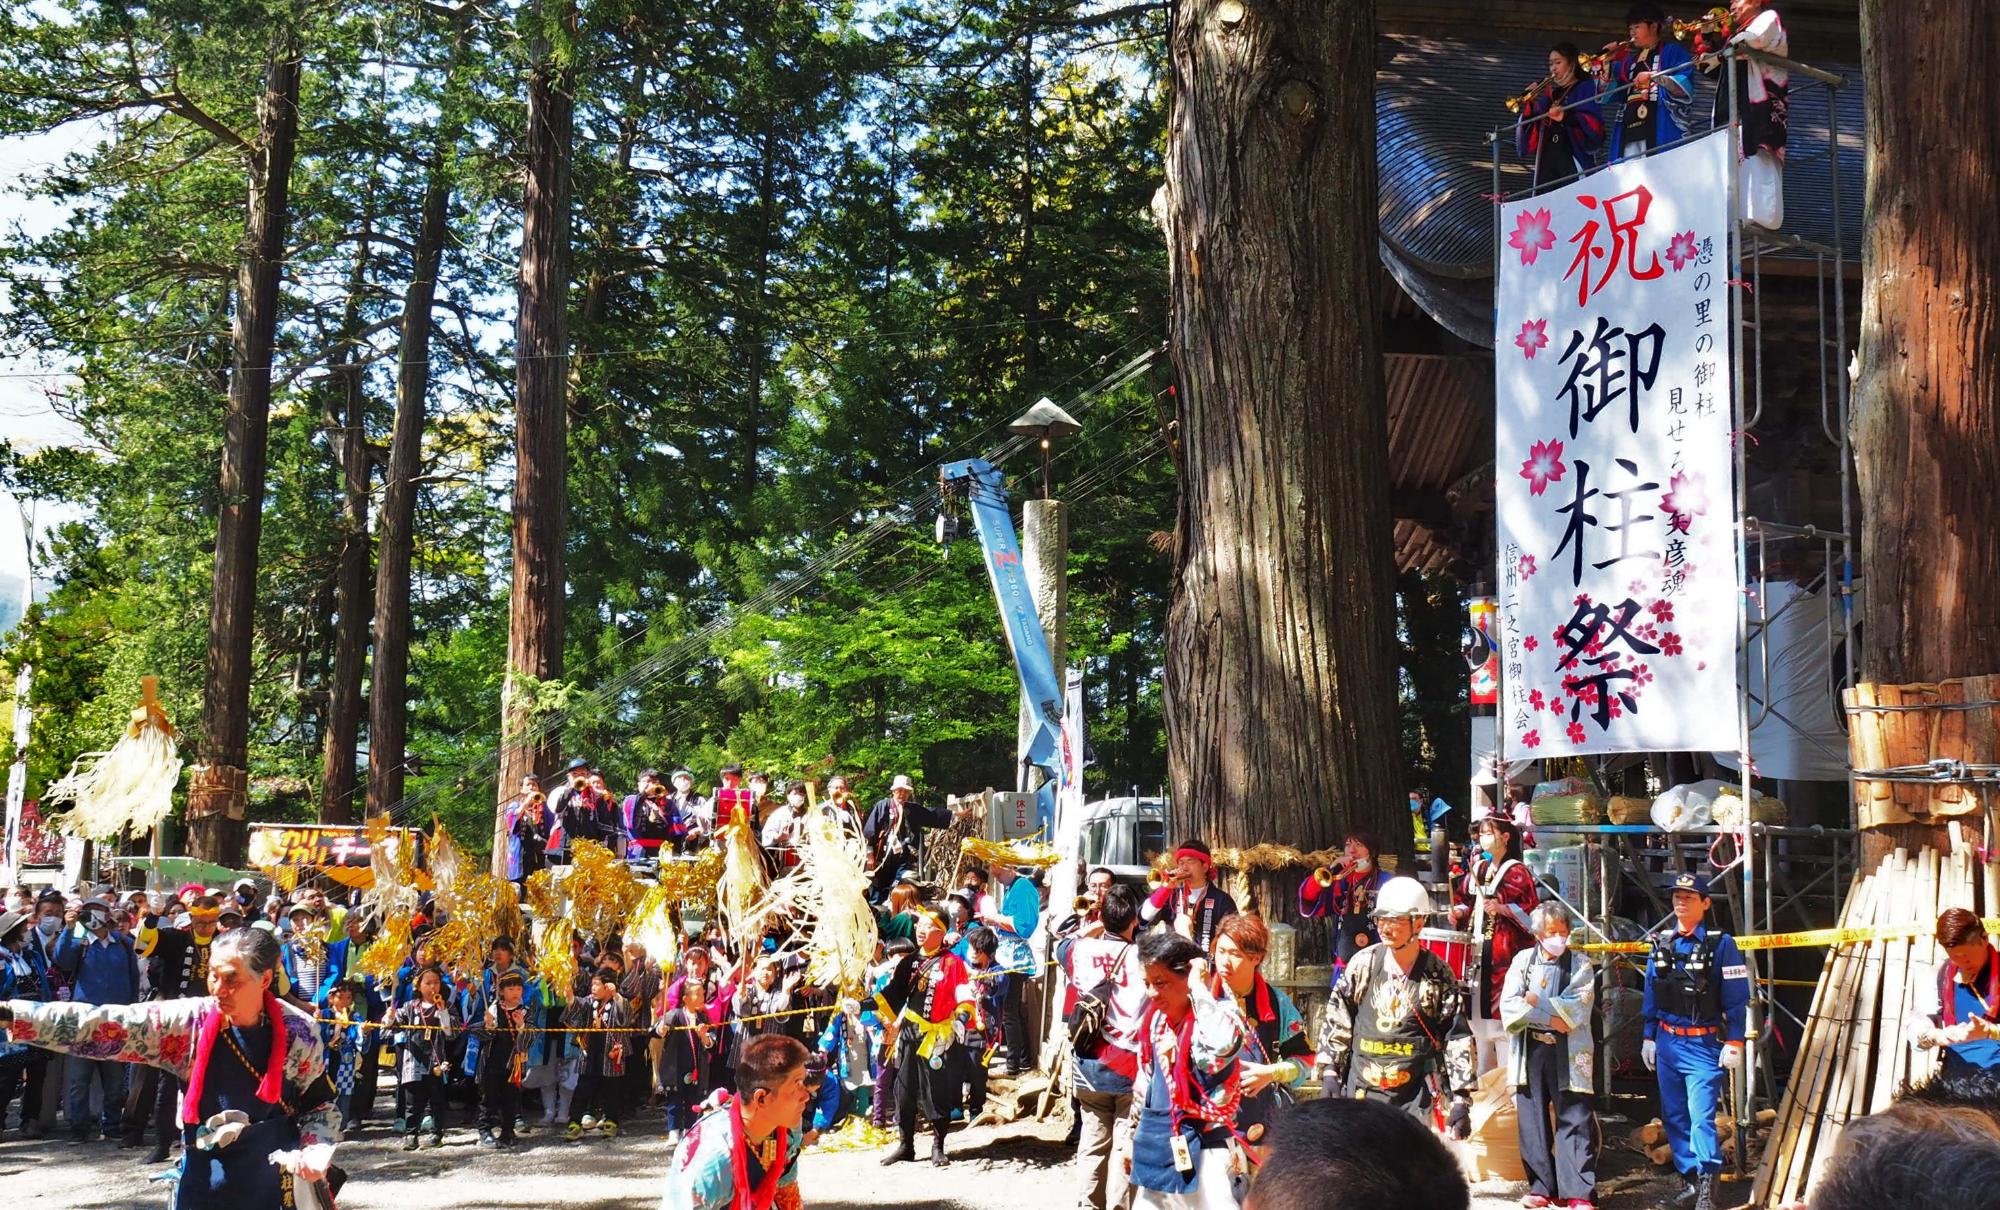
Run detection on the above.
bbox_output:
[1161,0,1406,909]
[1853,0,2000,859]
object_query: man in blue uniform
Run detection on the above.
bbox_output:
[1642,873,1750,1210]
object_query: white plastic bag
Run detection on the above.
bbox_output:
[1650,779,1727,831]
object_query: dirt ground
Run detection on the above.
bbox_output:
[0,1085,1751,1209]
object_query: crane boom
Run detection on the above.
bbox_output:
[938,458,1063,830]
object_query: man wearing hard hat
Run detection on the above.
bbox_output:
[1315,877,1476,1140]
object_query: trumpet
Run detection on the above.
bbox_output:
[1674,7,1730,39]
[1311,866,1338,888]
[1504,75,1554,114]
[1074,895,1096,914]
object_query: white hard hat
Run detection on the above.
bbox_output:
[891,774,914,791]
[1372,877,1433,920]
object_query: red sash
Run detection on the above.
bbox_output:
[728,1095,788,1210]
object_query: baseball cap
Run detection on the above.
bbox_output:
[1670,872,1712,897]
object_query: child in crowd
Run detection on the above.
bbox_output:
[392,965,457,1150]
[813,996,883,1134]
[565,964,633,1140]
[478,970,532,1149]
[659,976,725,1144]
[321,979,364,1131]
[962,927,1005,1120]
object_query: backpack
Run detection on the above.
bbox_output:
[1065,942,1133,1056]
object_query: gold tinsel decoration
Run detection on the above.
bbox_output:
[960,834,1063,869]
[718,818,769,942]
[355,815,426,982]
[563,840,646,942]
[420,820,523,978]
[534,917,578,995]
[357,915,413,984]
[1209,843,1347,872]
[522,868,561,919]
[625,884,682,974]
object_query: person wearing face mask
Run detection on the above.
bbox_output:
[1501,904,1598,1210]
[53,896,142,1141]
[1452,814,1541,1074]
[1296,831,1395,979]
[626,769,678,862]
[760,782,810,870]
[0,905,54,1139]
[664,770,708,853]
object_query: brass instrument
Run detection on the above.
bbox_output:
[1674,7,1730,39]
[1504,74,1554,114]
[1074,895,1095,914]
[1311,866,1338,888]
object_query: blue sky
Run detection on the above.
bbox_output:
[0,124,95,612]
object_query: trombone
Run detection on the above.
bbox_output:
[1673,7,1730,39]
[1504,74,1554,114]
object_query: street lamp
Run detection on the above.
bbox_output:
[1007,397,1083,499]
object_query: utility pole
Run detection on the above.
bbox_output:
[2,662,29,882]
[1008,399,1080,807]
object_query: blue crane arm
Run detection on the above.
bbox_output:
[940,458,1064,830]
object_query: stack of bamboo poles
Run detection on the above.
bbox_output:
[1755,836,1990,1206]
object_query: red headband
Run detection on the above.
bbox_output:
[1174,846,1210,867]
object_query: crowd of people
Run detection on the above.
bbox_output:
[0,760,1978,1210]
[1510,0,1790,219]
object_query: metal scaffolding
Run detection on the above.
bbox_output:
[1487,41,1856,1176]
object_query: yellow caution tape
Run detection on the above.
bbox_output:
[1574,917,1996,955]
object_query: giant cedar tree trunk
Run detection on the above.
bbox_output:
[1852,0,2000,859]
[319,233,376,824]
[1161,0,1404,914]
[367,164,450,820]
[494,31,574,865]
[189,35,302,865]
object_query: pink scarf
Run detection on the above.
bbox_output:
[181,991,289,1125]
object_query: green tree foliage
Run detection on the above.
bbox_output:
[0,0,1190,860]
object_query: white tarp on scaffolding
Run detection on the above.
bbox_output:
[1714,579,1851,782]
[1494,130,1740,760]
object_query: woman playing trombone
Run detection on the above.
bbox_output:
[1513,43,1606,192]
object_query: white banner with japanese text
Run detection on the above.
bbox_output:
[1495,130,1739,759]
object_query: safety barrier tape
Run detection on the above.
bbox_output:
[1574,918,1989,954]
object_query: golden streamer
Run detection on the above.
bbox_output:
[522,869,561,919]
[563,841,647,942]
[357,916,413,984]
[719,820,769,942]
[653,847,726,909]
[534,917,578,995]
[960,835,1062,869]
[625,884,682,973]
[1209,843,1347,872]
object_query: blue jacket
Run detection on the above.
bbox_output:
[0,943,52,1060]
[1642,924,1750,1042]
[54,928,140,1006]
[992,875,1041,975]
[1608,40,1697,159]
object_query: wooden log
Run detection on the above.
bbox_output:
[1798,859,1892,1202]
[1935,679,1972,814]
[1872,847,1925,1109]
[1837,853,1891,1116]
[1762,870,1875,1206]
[1760,873,1866,1206]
